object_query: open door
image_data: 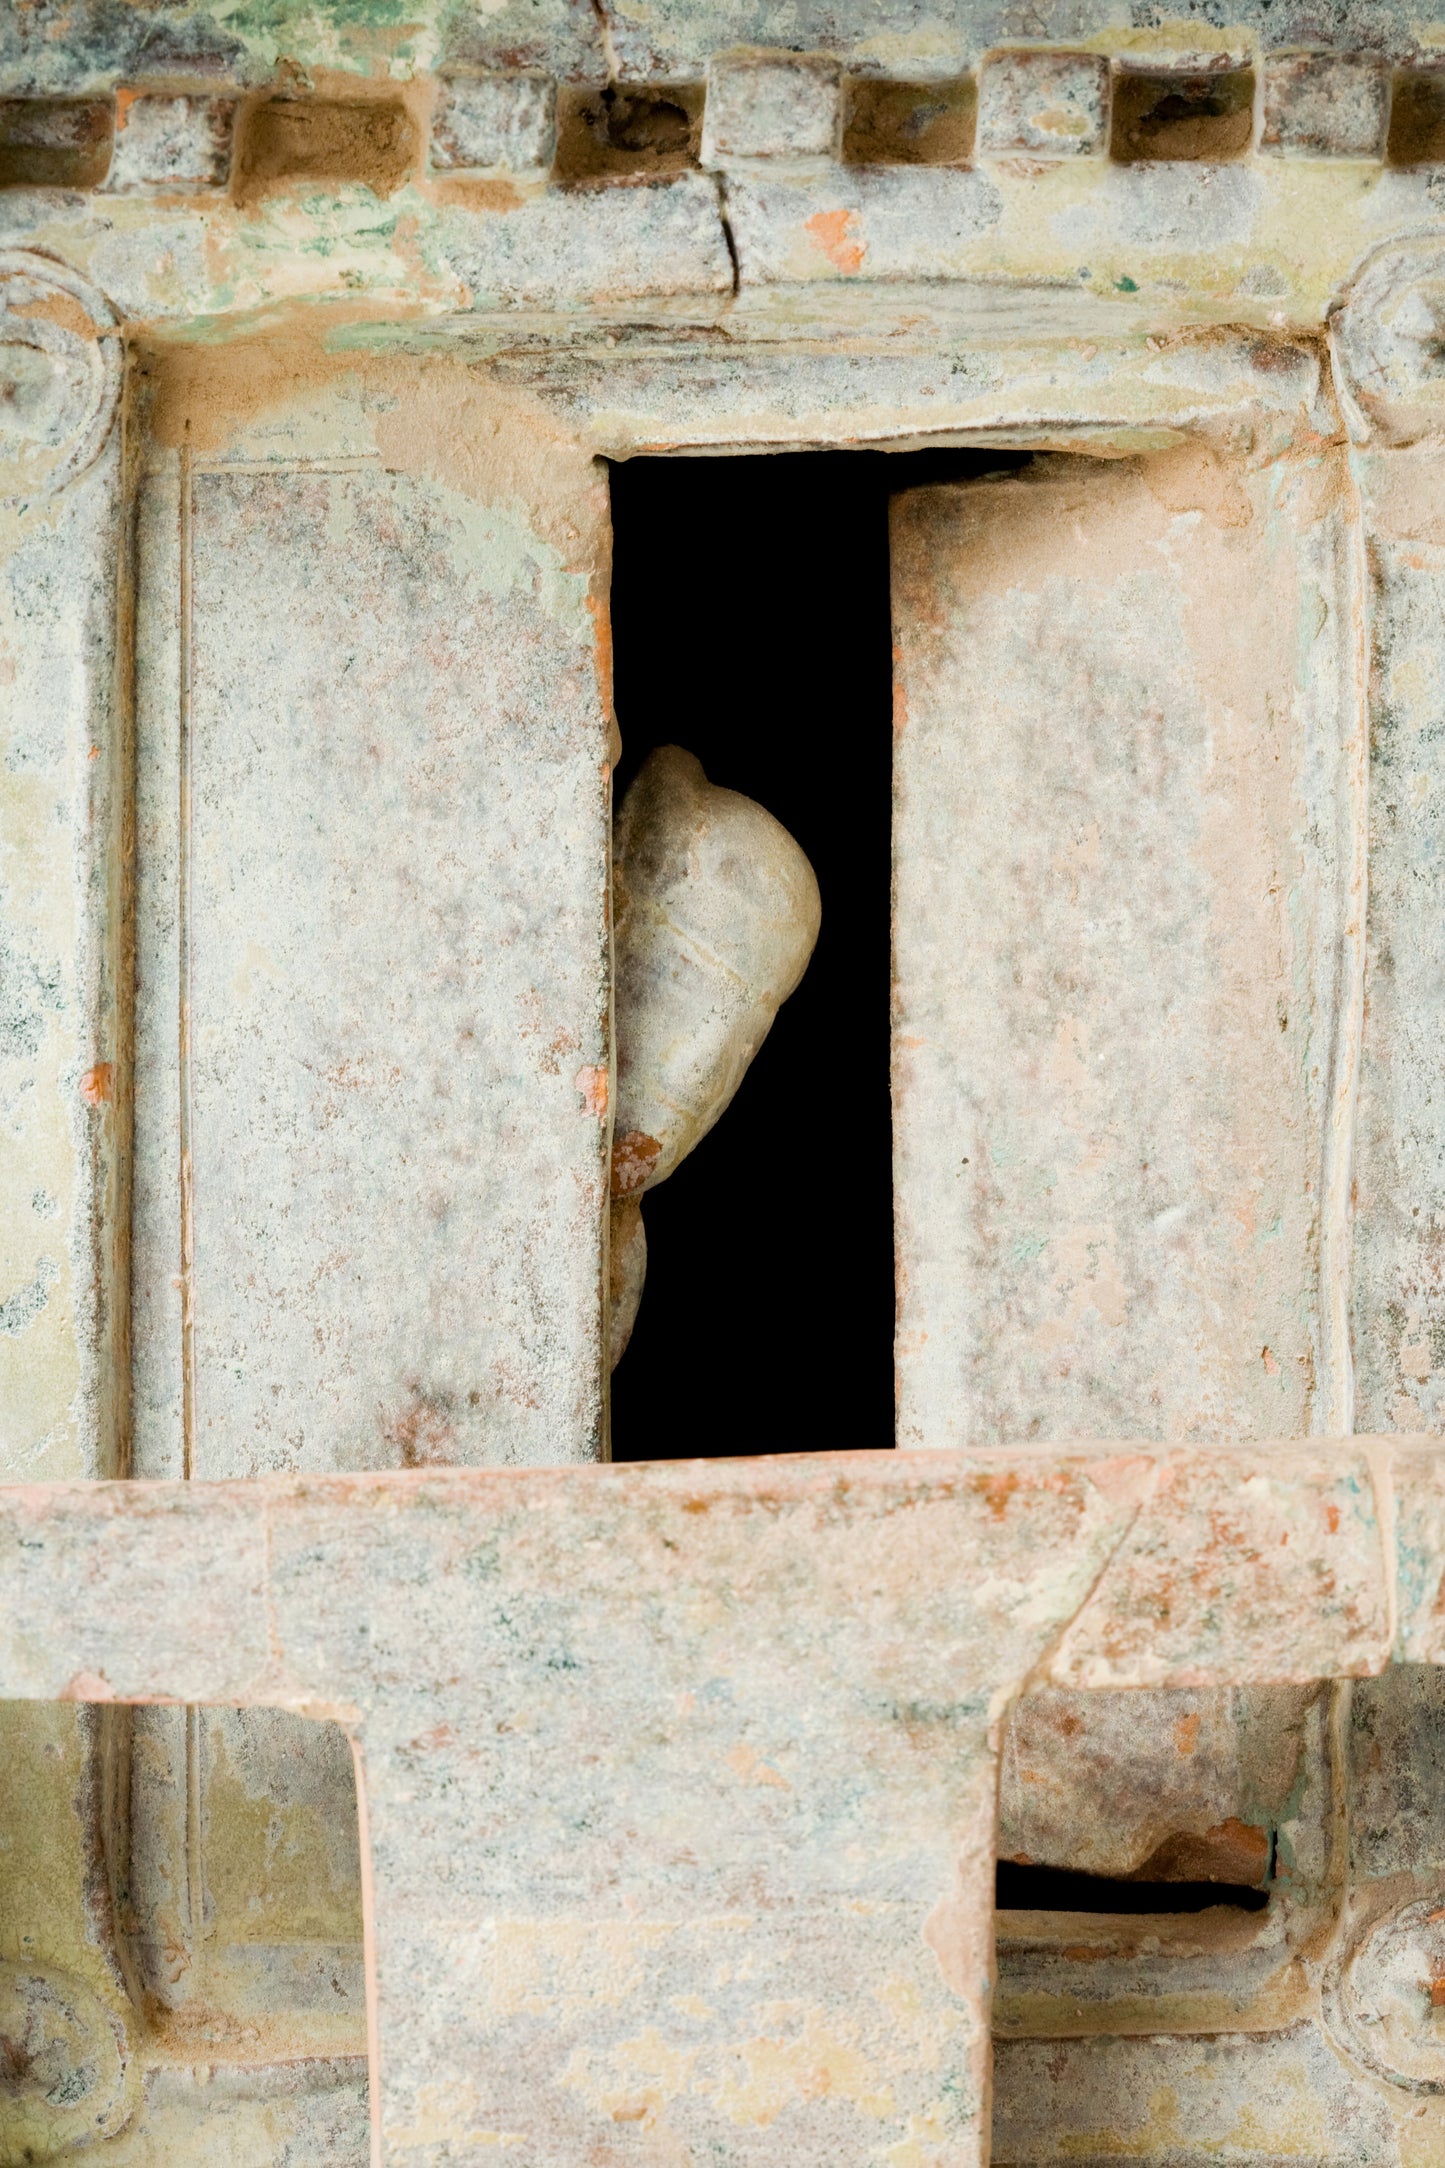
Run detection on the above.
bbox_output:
[890,443,1363,2074]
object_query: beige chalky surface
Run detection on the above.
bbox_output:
[992,2025,1403,2164]
[0,1441,1431,2165]
[891,452,1356,1452]
[7,20,1445,2158]
[999,1682,1319,1883]
[0,297,124,1486]
[0,257,142,2135]
[1349,441,1445,1437]
[887,441,1380,2072]
[119,364,618,2071]
[131,391,613,1480]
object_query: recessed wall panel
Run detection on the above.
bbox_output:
[134,395,612,1480]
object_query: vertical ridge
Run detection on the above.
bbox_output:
[1319,449,1372,1440]
[177,447,202,1955]
[178,446,196,1483]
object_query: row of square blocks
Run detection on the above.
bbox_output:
[0,47,1426,195]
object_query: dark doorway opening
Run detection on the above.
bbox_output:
[606,448,1021,1462]
[995,1861,1270,1915]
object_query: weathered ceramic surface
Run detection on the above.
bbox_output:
[976,51,1111,158]
[6,13,1445,2163]
[121,1701,367,2052]
[1045,1447,1391,1688]
[0,1702,141,2146]
[1335,246,1445,1507]
[1320,1660,1445,2141]
[430,74,557,177]
[118,360,615,2082]
[992,2025,1415,2165]
[103,93,236,194]
[131,381,613,1481]
[2,53,1445,342]
[891,451,1357,1452]
[444,171,733,312]
[888,435,1378,2068]
[702,50,843,165]
[996,1672,1340,2046]
[0,1440,1430,2166]
[1261,53,1392,160]
[0,446,122,1483]
[0,264,124,1487]
[1346,436,1445,1437]
[1332,239,1445,452]
[1000,1678,1319,1865]
[0,255,139,2159]
[101,2061,371,2167]
[2,0,1444,90]
[0,157,1426,345]
[493,318,1334,464]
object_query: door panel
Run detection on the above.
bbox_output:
[891,450,1356,1453]
[133,387,613,1481]
[890,445,1360,2049]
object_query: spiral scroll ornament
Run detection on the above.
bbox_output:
[1326,1892,1445,2091]
[0,251,121,501]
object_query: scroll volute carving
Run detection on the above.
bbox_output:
[1332,238,1445,447]
[0,250,121,500]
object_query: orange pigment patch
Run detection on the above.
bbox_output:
[1174,1712,1201,1756]
[9,290,100,342]
[80,1062,113,1105]
[409,1723,457,1753]
[426,174,525,213]
[727,1741,791,1791]
[612,1130,662,1195]
[575,1064,609,1118]
[587,588,615,703]
[1136,1815,1270,1888]
[63,1670,115,1701]
[1326,1503,1340,1534]
[975,1470,1020,1522]
[1432,1977,1445,2009]
[385,1392,458,1468]
[805,207,865,274]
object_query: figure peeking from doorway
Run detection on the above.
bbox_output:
[608,746,821,1367]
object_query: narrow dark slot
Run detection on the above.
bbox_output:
[995,1862,1270,1915]
[606,449,1023,1461]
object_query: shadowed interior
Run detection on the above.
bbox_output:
[606,448,1023,1461]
